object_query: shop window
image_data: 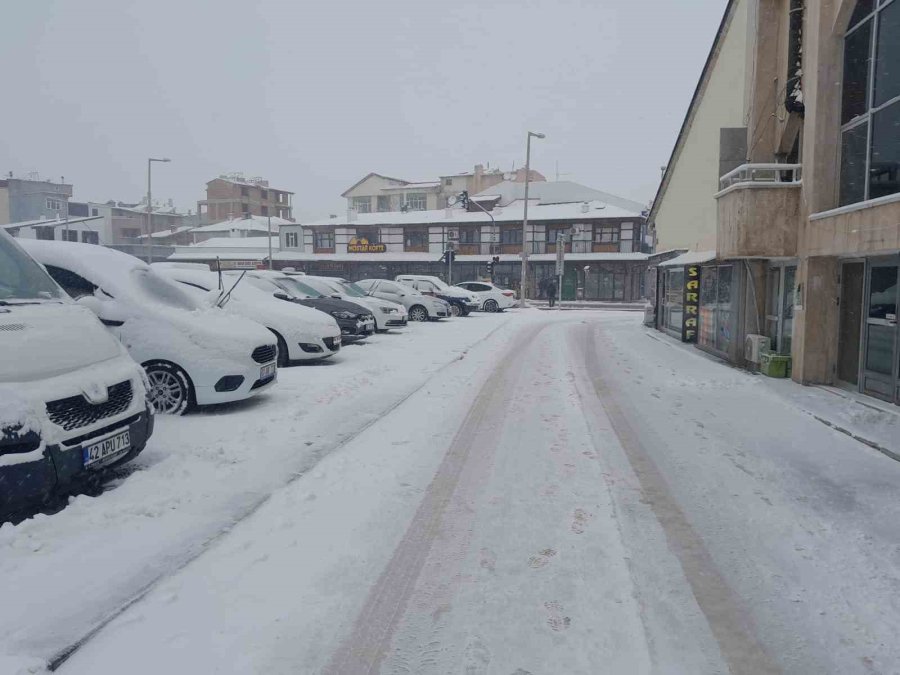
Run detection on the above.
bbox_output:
[405,229,428,251]
[314,230,335,250]
[664,268,684,332]
[766,264,796,354]
[699,264,736,355]
[839,1,900,204]
[458,227,479,244]
[500,228,522,245]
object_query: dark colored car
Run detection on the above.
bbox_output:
[239,272,376,342]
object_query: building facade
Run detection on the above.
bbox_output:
[342,165,547,214]
[198,174,293,223]
[171,183,649,302]
[0,175,73,225]
[650,0,900,408]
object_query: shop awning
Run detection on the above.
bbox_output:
[657,250,717,267]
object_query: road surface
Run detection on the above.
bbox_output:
[51,313,900,674]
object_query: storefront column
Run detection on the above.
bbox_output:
[792,256,839,385]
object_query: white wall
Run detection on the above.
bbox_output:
[654,0,749,252]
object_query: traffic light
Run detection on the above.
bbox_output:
[487,255,500,280]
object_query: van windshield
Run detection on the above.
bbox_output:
[0,232,64,302]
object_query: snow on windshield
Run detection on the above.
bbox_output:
[339,281,367,298]
[0,232,64,302]
[275,277,323,299]
[131,270,202,311]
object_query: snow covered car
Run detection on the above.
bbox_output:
[455,281,518,312]
[234,270,376,341]
[356,279,451,322]
[0,231,154,520]
[394,275,480,316]
[19,240,278,414]
[154,265,343,365]
[297,275,408,331]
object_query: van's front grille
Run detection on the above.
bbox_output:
[46,381,133,431]
[251,344,277,364]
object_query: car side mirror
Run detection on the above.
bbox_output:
[331,294,342,299]
[274,292,291,301]
[76,295,104,315]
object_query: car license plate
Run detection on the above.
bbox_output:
[365,321,375,331]
[260,363,276,380]
[83,430,131,469]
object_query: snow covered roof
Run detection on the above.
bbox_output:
[192,216,291,234]
[301,199,640,228]
[138,225,195,239]
[189,236,280,248]
[2,215,103,230]
[471,181,648,214]
[379,182,440,191]
[168,237,280,261]
[657,250,717,267]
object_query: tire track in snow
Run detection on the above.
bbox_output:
[323,322,548,675]
[47,316,517,672]
[573,321,781,675]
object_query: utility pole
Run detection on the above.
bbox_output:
[267,215,273,270]
[146,157,171,263]
[522,131,545,304]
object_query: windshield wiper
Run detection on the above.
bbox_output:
[0,299,44,306]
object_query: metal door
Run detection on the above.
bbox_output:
[861,257,899,403]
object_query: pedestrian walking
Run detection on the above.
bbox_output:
[542,277,557,308]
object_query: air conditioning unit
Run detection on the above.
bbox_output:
[744,334,771,364]
[447,229,459,240]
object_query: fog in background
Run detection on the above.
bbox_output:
[1,0,727,219]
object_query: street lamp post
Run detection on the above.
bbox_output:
[146,157,171,263]
[521,131,544,303]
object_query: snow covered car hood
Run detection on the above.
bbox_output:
[0,303,125,382]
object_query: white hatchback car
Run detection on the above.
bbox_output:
[356,279,451,322]
[19,240,278,414]
[299,275,408,331]
[154,265,343,364]
[455,281,519,312]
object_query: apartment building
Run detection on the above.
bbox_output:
[198,174,293,223]
[342,164,547,214]
[650,0,900,407]
[0,174,73,225]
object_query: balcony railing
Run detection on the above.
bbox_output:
[718,163,802,192]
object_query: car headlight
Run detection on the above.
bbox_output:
[331,310,356,320]
[380,306,398,314]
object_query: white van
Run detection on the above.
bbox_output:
[0,231,154,520]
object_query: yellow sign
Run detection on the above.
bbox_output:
[347,237,386,253]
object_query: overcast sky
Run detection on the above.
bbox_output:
[1,0,727,220]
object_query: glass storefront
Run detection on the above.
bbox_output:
[699,263,736,356]
[663,268,684,334]
[765,263,797,354]
[861,258,899,404]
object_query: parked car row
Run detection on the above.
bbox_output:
[0,231,517,522]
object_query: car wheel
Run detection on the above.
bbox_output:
[484,299,499,313]
[272,331,290,368]
[409,305,429,322]
[144,361,193,415]
[450,304,461,317]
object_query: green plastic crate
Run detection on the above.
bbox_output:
[760,352,791,378]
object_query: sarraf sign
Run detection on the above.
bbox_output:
[347,237,386,253]
[682,264,701,342]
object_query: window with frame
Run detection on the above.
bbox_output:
[352,196,371,213]
[500,228,522,245]
[261,190,268,200]
[284,231,299,248]
[458,226,480,244]
[405,228,428,250]
[46,198,62,212]
[377,195,391,212]
[81,231,99,245]
[355,227,380,244]
[91,208,99,216]
[240,186,249,197]
[444,177,453,186]
[840,0,900,205]
[314,230,335,250]
[62,230,79,242]
[405,192,427,210]
[594,225,620,243]
[261,206,269,216]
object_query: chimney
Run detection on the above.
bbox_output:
[581,202,589,213]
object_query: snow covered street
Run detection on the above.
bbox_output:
[5,311,900,674]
